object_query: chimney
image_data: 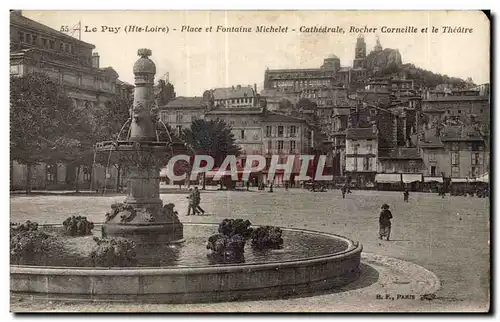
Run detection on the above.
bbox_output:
[254,83,257,93]
[92,52,100,68]
[164,72,169,83]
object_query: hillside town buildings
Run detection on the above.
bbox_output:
[10,12,490,191]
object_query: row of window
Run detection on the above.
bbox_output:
[450,143,484,151]
[450,166,482,177]
[450,152,483,166]
[265,125,297,138]
[352,157,374,171]
[272,79,331,88]
[18,31,75,55]
[266,140,297,151]
[216,97,253,105]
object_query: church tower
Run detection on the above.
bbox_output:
[374,35,383,52]
[353,34,366,69]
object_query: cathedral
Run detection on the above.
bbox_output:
[263,35,377,92]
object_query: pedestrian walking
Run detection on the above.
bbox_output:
[193,186,205,215]
[341,185,347,199]
[246,180,250,191]
[186,188,198,216]
[403,188,409,202]
[379,204,393,241]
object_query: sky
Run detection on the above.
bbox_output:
[22,10,490,97]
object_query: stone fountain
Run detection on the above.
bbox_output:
[10,49,370,304]
[96,48,185,244]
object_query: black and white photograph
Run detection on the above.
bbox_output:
[8,10,491,312]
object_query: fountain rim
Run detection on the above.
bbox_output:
[10,222,362,273]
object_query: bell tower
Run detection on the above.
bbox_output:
[353,34,367,69]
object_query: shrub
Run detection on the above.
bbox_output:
[10,220,39,235]
[62,216,94,236]
[251,226,284,250]
[10,230,51,263]
[90,237,137,267]
[206,233,245,264]
[217,219,253,239]
[207,233,246,255]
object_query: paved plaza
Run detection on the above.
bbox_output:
[10,188,490,312]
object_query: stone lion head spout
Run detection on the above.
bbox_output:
[137,48,152,58]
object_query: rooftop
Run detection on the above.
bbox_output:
[419,135,444,148]
[10,11,95,49]
[346,127,377,140]
[206,107,263,115]
[266,68,324,73]
[423,96,488,102]
[379,147,421,160]
[213,86,255,100]
[161,97,204,109]
[441,125,484,142]
[262,111,308,123]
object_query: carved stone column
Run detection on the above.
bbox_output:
[101,49,183,244]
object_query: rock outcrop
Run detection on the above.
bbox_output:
[366,48,402,71]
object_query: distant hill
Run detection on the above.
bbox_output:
[373,62,469,89]
[364,46,470,89]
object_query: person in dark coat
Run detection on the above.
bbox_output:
[379,204,393,241]
[341,185,347,199]
[186,188,198,216]
[193,186,205,215]
[403,188,409,202]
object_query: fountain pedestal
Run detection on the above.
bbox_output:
[100,49,183,244]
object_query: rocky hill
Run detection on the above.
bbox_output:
[366,48,402,71]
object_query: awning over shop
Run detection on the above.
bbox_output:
[451,178,470,183]
[375,173,402,183]
[424,176,443,183]
[402,174,423,183]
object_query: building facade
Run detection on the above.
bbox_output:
[418,125,489,179]
[421,88,490,126]
[205,108,264,157]
[212,85,257,108]
[345,126,378,186]
[159,97,206,136]
[10,10,124,191]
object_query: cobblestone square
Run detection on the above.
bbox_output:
[10,188,490,312]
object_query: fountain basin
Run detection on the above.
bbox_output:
[102,222,184,244]
[10,223,362,303]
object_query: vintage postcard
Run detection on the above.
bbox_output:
[9,10,490,312]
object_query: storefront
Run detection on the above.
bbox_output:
[423,176,443,193]
[402,174,423,191]
[375,173,402,191]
